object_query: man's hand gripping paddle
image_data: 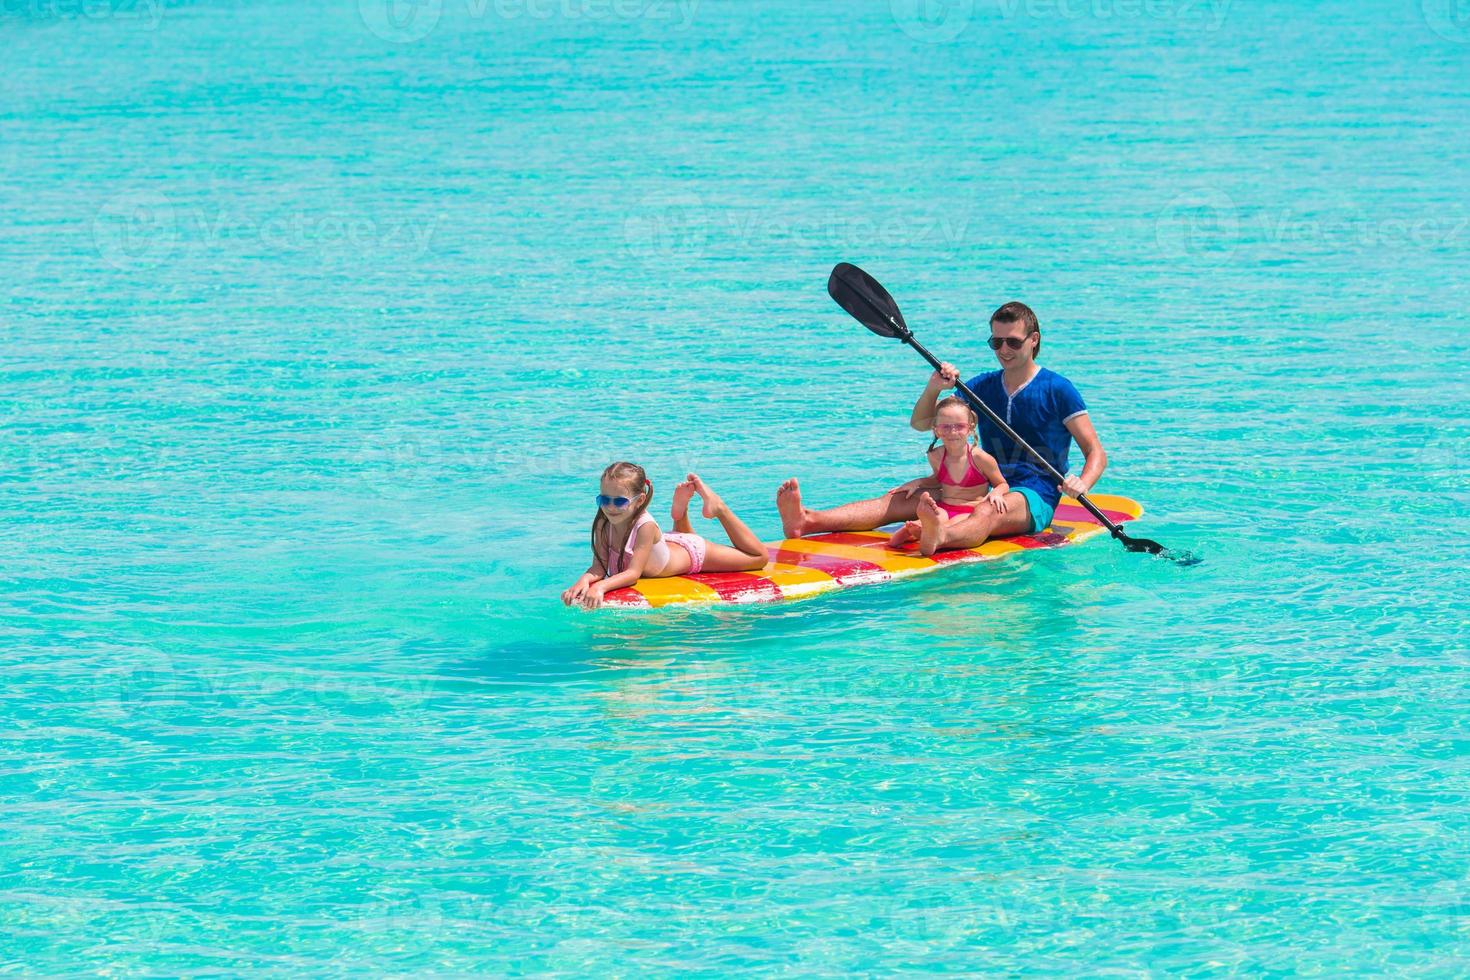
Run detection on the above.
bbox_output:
[827,262,1200,566]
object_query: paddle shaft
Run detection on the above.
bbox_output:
[894,327,1129,539]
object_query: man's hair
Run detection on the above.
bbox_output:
[990,301,1041,356]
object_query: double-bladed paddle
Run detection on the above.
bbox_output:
[827,262,1198,565]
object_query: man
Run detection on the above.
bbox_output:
[776,301,1107,554]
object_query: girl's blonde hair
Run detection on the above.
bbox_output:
[592,461,652,572]
[928,395,982,453]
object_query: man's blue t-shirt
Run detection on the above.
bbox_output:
[959,367,1088,509]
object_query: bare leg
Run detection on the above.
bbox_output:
[916,493,948,556]
[699,541,769,573]
[687,474,764,560]
[777,478,921,538]
[671,477,697,534]
[887,520,921,549]
[918,491,1035,554]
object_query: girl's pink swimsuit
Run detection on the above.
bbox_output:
[606,512,707,576]
[933,449,990,519]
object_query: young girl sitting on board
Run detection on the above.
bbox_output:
[562,463,769,610]
[887,396,1010,551]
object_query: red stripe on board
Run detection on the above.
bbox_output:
[872,538,976,564]
[766,547,889,584]
[683,571,784,603]
[823,531,1062,562]
[603,588,651,608]
[1005,530,1074,550]
[810,532,899,549]
[926,548,981,564]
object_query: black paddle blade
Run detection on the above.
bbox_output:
[1120,532,1202,566]
[828,263,909,338]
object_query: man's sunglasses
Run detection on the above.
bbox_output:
[988,335,1033,351]
[596,494,637,509]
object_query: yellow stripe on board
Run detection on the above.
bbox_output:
[632,576,722,608]
[1047,523,1107,544]
[964,538,1028,558]
[1059,494,1146,519]
[1047,520,1093,538]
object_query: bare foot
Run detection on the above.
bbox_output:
[671,477,696,522]
[686,473,725,519]
[916,493,946,556]
[776,477,809,539]
[887,520,920,550]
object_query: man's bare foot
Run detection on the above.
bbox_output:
[776,477,809,538]
[887,520,920,550]
[671,477,696,522]
[685,473,725,519]
[916,493,946,556]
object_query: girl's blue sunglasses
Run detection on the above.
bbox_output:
[596,494,635,509]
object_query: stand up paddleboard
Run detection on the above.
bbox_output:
[602,493,1143,609]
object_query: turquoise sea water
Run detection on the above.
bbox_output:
[3,0,1468,972]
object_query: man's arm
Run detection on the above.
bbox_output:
[910,363,959,431]
[1062,413,1108,497]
